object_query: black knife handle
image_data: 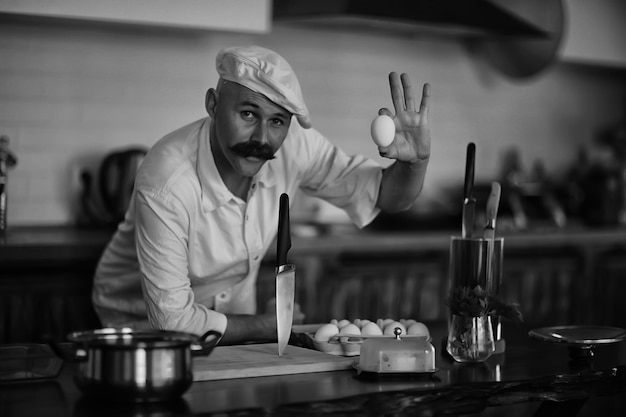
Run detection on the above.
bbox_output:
[277,193,291,267]
[464,142,476,199]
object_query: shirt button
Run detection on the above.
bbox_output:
[246,215,249,221]
[254,256,259,261]
[251,183,256,189]
[219,293,227,300]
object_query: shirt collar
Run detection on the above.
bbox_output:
[196,117,277,212]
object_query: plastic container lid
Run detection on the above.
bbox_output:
[358,327,436,373]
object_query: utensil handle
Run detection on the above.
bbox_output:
[0,183,6,231]
[485,182,502,226]
[464,142,476,199]
[277,193,291,267]
[192,330,222,356]
[484,182,502,291]
[46,337,88,363]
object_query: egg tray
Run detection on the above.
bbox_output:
[302,333,432,357]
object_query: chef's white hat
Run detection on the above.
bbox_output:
[216,45,312,129]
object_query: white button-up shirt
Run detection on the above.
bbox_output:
[92,117,382,337]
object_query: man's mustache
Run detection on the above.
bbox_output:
[230,141,275,160]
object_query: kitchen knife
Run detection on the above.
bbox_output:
[484,181,502,294]
[276,193,295,356]
[462,142,476,238]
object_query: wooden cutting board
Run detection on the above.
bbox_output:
[192,343,356,381]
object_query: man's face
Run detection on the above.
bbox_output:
[207,81,292,179]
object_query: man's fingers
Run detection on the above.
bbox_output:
[388,72,405,114]
[378,107,393,117]
[401,73,415,111]
[388,73,431,125]
[419,83,431,122]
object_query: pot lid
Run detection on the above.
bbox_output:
[68,328,200,347]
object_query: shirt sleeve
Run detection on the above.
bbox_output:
[134,188,228,337]
[295,128,383,228]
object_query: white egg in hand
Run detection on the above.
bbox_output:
[370,115,395,147]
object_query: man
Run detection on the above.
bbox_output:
[92,45,431,345]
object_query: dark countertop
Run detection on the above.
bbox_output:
[1,321,625,416]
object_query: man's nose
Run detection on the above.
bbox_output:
[252,122,269,144]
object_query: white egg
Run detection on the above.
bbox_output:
[381,318,395,328]
[314,323,339,342]
[357,319,371,329]
[370,115,395,147]
[407,322,430,338]
[383,321,407,336]
[338,323,361,335]
[336,319,352,329]
[404,319,418,327]
[361,322,383,336]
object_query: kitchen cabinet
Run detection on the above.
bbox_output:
[560,0,626,67]
[0,227,111,343]
[257,227,626,328]
[0,0,271,33]
[0,260,101,343]
[594,247,626,325]
[2,226,626,344]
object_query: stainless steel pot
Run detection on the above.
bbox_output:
[50,328,221,403]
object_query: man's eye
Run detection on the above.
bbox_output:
[271,118,284,127]
[241,111,255,120]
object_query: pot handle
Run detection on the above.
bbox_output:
[191,330,222,356]
[46,337,88,363]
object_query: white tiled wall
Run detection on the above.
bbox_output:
[1,19,625,226]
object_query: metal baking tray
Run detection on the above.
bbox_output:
[0,344,63,382]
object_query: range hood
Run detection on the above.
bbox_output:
[273,0,550,39]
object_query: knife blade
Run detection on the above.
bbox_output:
[484,181,502,294]
[276,193,295,356]
[462,142,476,238]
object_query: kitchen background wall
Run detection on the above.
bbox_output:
[1,3,625,226]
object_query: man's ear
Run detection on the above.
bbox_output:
[205,88,217,117]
